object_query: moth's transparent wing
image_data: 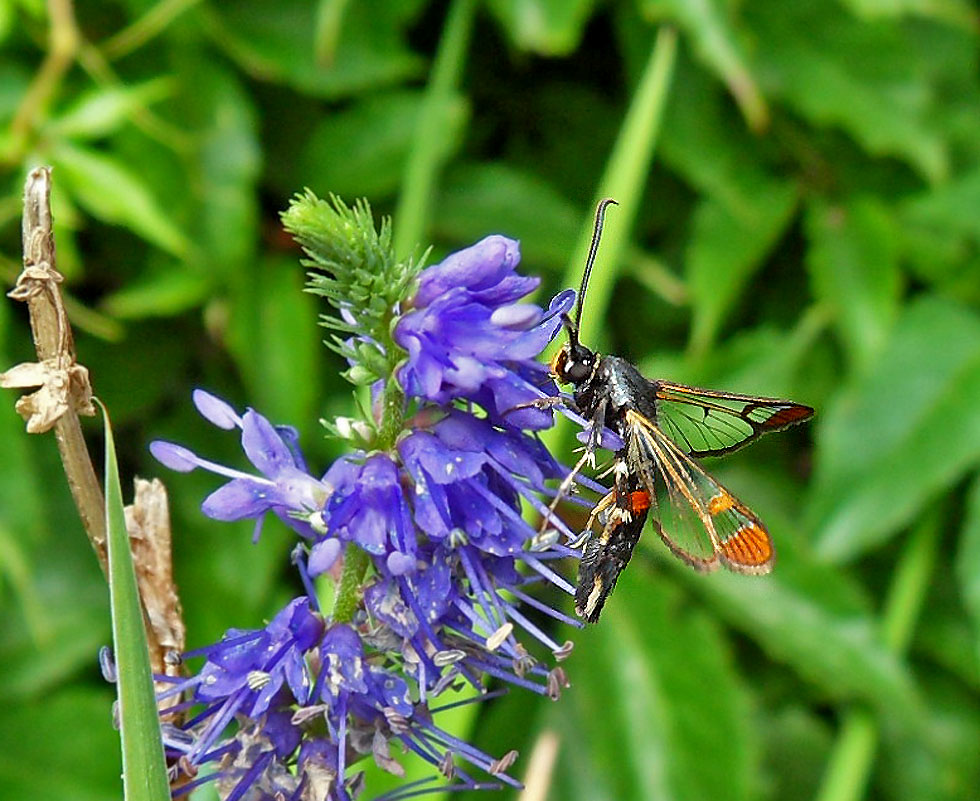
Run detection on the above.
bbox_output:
[654,380,814,457]
[626,410,775,574]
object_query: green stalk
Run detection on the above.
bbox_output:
[329,314,405,619]
[331,543,370,624]
[393,0,476,259]
[314,0,351,65]
[559,26,678,343]
[814,506,941,801]
[541,26,678,458]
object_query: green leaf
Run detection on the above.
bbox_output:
[805,196,902,372]
[208,0,424,98]
[46,78,173,140]
[659,59,767,207]
[51,142,191,258]
[640,0,767,130]
[899,166,980,296]
[551,573,756,801]
[658,61,800,354]
[807,296,980,561]
[435,163,580,270]
[559,27,678,343]
[174,58,261,280]
[646,310,828,404]
[227,255,322,425]
[915,556,980,691]
[686,178,798,355]
[760,707,833,801]
[485,0,598,56]
[670,553,922,725]
[295,91,432,200]
[958,474,980,664]
[0,687,121,799]
[101,403,170,801]
[748,0,948,181]
[839,0,975,27]
[392,0,476,260]
[902,165,980,242]
[102,269,213,319]
[664,465,921,722]
[879,675,980,801]
[0,298,45,541]
[0,63,32,126]
[0,571,108,701]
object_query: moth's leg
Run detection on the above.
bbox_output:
[538,448,592,536]
[506,394,582,416]
[582,487,617,536]
[584,394,608,467]
[537,387,611,536]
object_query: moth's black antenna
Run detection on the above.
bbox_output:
[575,198,619,330]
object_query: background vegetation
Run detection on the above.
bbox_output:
[1,1,979,800]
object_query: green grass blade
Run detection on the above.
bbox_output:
[561,25,678,344]
[393,0,476,259]
[542,25,678,458]
[100,401,170,801]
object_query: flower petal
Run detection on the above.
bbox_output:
[308,538,342,576]
[241,410,297,475]
[149,441,201,473]
[202,478,273,521]
[193,389,241,429]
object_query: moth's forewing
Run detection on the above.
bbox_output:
[654,380,814,457]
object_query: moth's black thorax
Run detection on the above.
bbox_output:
[572,354,658,436]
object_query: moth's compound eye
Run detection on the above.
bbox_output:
[549,346,570,383]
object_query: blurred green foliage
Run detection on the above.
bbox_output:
[1,1,979,800]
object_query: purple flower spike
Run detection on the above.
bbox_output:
[149,220,597,800]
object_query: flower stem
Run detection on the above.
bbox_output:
[332,543,370,624]
[374,307,407,450]
[813,504,941,801]
[376,366,406,451]
[393,0,476,259]
[101,0,201,60]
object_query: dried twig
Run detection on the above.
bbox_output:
[2,166,185,689]
[126,478,186,687]
[2,167,105,567]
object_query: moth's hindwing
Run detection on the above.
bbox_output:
[625,409,775,574]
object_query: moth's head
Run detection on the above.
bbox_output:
[550,314,595,386]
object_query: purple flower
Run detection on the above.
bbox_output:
[150,391,329,541]
[156,598,321,768]
[321,453,416,560]
[153,393,585,798]
[394,235,574,427]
